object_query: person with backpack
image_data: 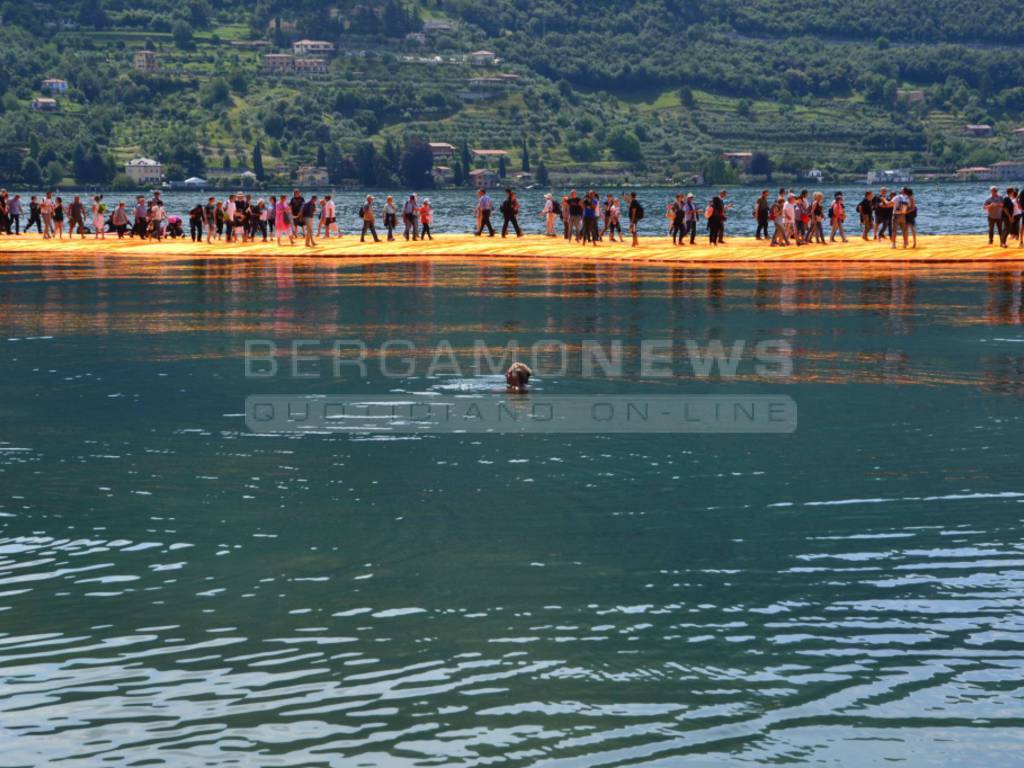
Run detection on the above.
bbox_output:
[500,189,522,238]
[627,192,643,247]
[359,195,380,243]
[829,192,848,243]
[891,187,911,249]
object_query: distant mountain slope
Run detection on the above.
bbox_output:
[0,0,1020,188]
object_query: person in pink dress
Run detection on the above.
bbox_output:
[275,195,293,246]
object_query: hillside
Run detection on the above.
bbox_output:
[0,0,1022,188]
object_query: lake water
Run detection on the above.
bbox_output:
[17,181,1014,235]
[2,255,1024,766]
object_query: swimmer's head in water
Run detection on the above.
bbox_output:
[505,362,532,392]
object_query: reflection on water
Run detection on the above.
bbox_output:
[1,254,1024,766]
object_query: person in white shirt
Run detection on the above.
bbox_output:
[540,193,556,236]
[783,194,797,242]
[322,195,337,238]
[224,195,236,243]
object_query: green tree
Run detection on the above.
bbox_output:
[21,157,41,185]
[399,137,433,188]
[44,160,64,188]
[251,141,265,180]
[172,20,194,50]
[521,138,530,172]
[355,142,378,186]
[535,159,549,186]
[749,151,773,180]
[498,155,507,178]
[607,129,642,162]
[78,0,109,29]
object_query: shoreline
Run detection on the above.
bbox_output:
[1,232,1023,266]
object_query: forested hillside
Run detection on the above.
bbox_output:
[0,0,1021,188]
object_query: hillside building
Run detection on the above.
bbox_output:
[294,166,329,186]
[124,157,162,185]
[963,124,993,137]
[467,50,497,66]
[292,39,335,57]
[31,97,58,112]
[133,49,158,73]
[41,78,68,94]
[989,160,1024,180]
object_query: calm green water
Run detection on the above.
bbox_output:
[2,255,1024,767]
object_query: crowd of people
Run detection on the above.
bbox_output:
[984,186,1024,248]
[0,185,1022,250]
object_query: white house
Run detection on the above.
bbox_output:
[467,50,497,66]
[990,160,1024,180]
[31,97,59,112]
[867,168,914,184]
[124,157,163,185]
[963,124,993,137]
[292,39,335,57]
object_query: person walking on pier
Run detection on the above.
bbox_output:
[52,197,64,239]
[384,196,397,241]
[567,190,583,241]
[856,191,874,240]
[419,198,434,240]
[754,190,770,240]
[275,196,293,246]
[68,196,86,238]
[475,189,495,236]
[500,189,522,238]
[403,194,419,240]
[829,192,848,243]
[8,195,22,234]
[302,195,317,248]
[984,187,1006,246]
[39,194,54,239]
[541,193,556,236]
[360,195,380,243]
[627,192,643,248]
[24,196,42,235]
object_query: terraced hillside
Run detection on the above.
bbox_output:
[0,0,1021,187]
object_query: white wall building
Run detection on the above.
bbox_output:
[124,157,163,185]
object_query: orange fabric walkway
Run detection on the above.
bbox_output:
[1,232,1023,266]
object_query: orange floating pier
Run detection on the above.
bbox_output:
[0,232,1022,266]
